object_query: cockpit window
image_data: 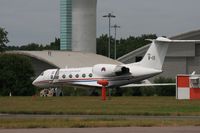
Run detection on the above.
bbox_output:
[40,72,44,76]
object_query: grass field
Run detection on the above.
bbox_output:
[0,96,200,116]
[1,96,200,128]
[1,119,200,128]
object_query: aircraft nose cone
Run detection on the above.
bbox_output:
[32,80,38,87]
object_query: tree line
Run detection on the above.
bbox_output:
[5,38,60,51]
[3,33,157,59]
[97,34,157,59]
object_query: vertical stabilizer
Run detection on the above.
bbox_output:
[138,37,169,70]
[138,37,200,70]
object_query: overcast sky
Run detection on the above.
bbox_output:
[0,0,200,46]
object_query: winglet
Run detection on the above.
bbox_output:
[191,71,196,75]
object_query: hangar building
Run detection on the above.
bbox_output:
[60,0,97,53]
[118,29,200,79]
[8,51,121,77]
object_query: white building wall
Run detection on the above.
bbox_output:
[72,0,97,53]
[161,57,187,78]
[167,43,195,57]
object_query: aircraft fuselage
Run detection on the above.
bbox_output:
[32,63,162,88]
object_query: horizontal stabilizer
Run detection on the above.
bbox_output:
[146,37,200,43]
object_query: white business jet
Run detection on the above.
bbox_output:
[32,37,200,89]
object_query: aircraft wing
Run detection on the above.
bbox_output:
[121,83,176,88]
[120,79,175,88]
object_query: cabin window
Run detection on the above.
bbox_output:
[89,73,93,78]
[62,74,66,79]
[75,74,79,78]
[51,75,54,79]
[82,74,86,78]
[69,74,73,78]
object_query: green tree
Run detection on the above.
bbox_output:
[20,43,43,51]
[0,27,9,52]
[96,34,109,56]
[6,37,60,51]
[45,38,60,50]
[0,54,36,96]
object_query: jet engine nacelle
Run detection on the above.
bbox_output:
[92,64,130,77]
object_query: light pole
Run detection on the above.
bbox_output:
[111,24,120,60]
[103,13,116,58]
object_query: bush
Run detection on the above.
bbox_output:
[62,87,99,96]
[0,54,36,96]
[154,77,176,96]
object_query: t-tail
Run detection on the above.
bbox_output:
[137,37,200,70]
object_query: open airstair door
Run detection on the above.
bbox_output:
[52,69,60,83]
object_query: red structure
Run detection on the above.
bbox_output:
[97,80,109,101]
[177,75,200,99]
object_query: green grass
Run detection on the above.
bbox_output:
[0,96,200,116]
[1,118,200,128]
